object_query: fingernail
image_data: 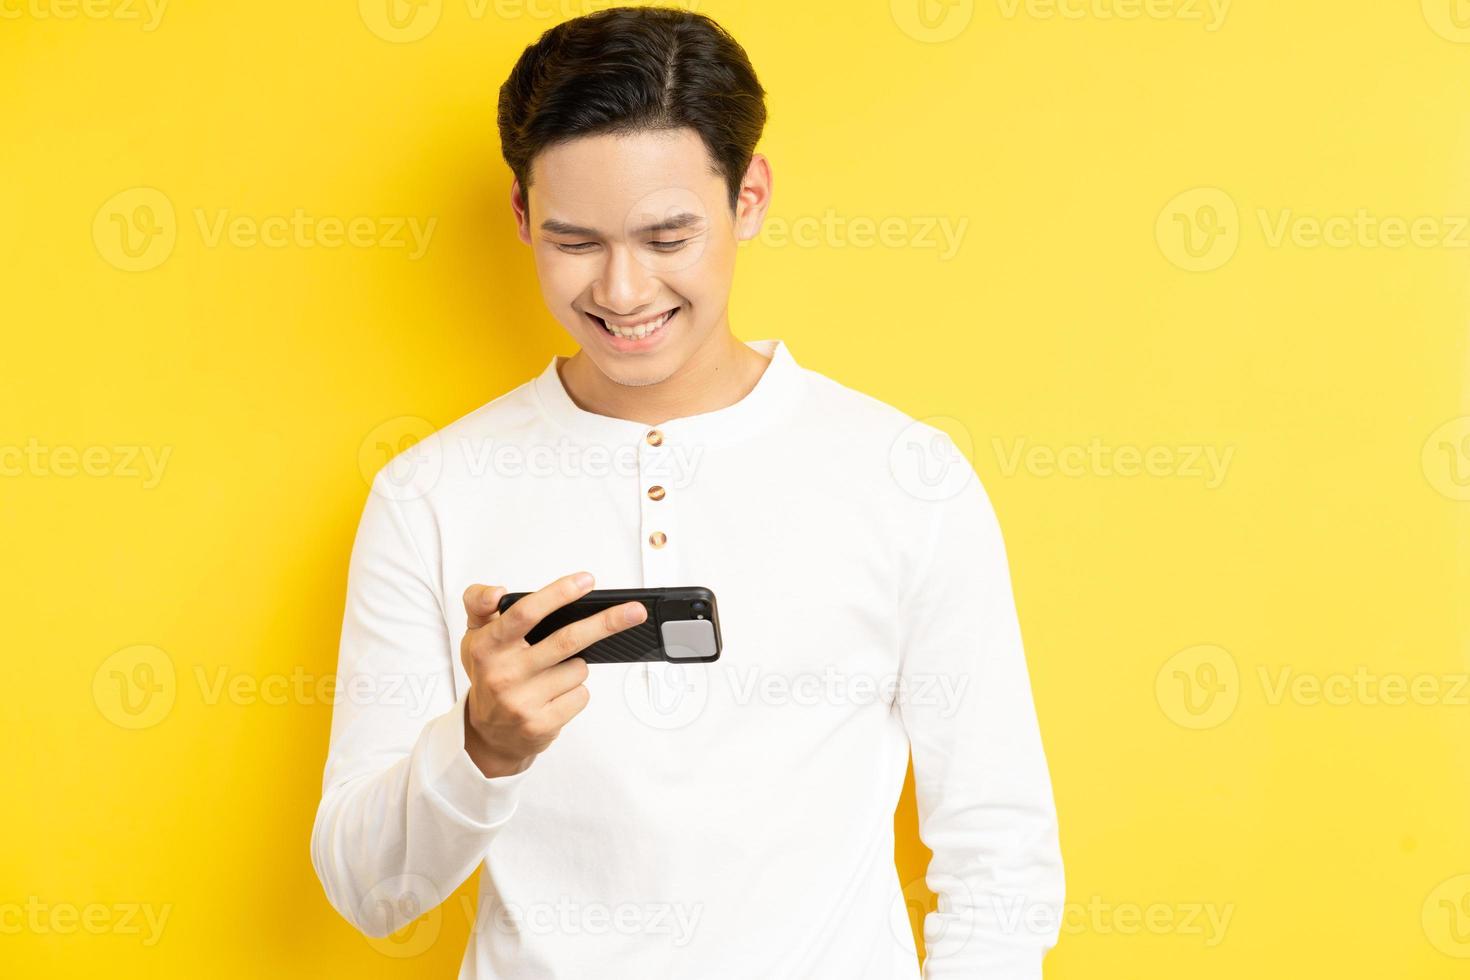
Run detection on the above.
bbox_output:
[575,572,594,589]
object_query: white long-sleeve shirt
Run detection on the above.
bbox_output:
[310,337,1065,979]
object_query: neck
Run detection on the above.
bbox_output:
[557,325,770,427]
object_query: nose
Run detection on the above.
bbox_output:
[590,243,659,315]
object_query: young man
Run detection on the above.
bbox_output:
[311,7,1064,978]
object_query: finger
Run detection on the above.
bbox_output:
[493,571,596,645]
[525,600,647,673]
[542,680,591,729]
[521,655,590,708]
[463,584,507,629]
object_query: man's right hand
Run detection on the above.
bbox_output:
[458,571,648,778]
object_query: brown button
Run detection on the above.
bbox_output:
[647,485,666,501]
[648,531,667,548]
[645,429,663,446]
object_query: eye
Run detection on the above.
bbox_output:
[649,238,692,252]
[554,242,597,253]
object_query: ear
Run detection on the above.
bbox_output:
[510,179,532,246]
[732,153,773,242]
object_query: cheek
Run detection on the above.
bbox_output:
[668,236,736,302]
[533,252,587,303]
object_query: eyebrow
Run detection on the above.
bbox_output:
[539,211,706,238]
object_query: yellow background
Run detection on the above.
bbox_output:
[4,0,1468,976]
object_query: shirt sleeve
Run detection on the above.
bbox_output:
[309,471,530,938]
[894,430,1066,978]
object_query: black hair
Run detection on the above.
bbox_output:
[497,5,767,215]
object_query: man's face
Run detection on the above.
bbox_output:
[513,127,764,387]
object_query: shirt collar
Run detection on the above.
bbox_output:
[531,338,804,448]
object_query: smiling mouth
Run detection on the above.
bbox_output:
[586,307,678,340]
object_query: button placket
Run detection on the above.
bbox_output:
[638,427,680,698]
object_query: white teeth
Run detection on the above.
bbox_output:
[603,309,673,339]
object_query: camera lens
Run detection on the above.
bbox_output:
[692,600,708,613]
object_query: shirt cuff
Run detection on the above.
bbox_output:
[419,687,530,828]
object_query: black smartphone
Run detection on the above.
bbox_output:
[495,586,722,664]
